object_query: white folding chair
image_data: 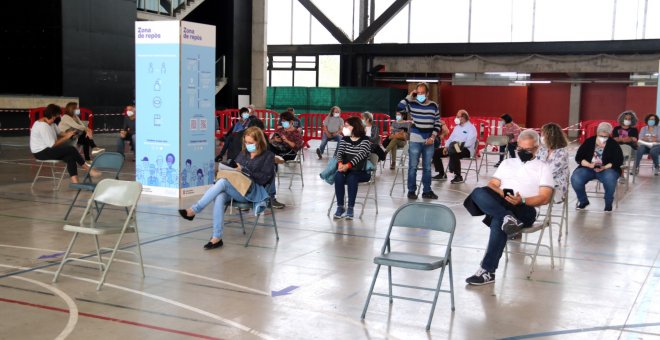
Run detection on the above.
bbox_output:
[327,169,378,219]
[32,160,67,190]
[276,149,304,189]
[53,179,145,290]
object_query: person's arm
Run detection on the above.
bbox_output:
[606,140,624,168]
[347,139,372,168]
[612,127,623,142]
[575,139,592,167]
[486,178,504,197]
[369,125,380,144]
[465,125,478,150]
[506,187,553,207]
[439,123,449,139]
[629,127,639,142]
[243,152,275,186]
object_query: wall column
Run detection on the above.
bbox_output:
[251,0,267,108]
[568,83,582,139]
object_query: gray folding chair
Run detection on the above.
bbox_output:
[361,203,456,330]
[478,135,510,174]
[389,144,423,196]
[327,169,378,219]
[276,149,304,189]
[230,197,279,247]
[64,152,125,220]
[53,179,144,290]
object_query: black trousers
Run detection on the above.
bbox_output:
[268,144,297,161]
[77,134,97,161]
[34,146,84,176]
[499,142,517,161]
[433,147,471,175]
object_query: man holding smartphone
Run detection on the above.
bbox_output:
[463,129,554,285]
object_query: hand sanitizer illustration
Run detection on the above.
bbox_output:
[154,79,161,91]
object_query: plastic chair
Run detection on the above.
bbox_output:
[478,135,510,174]
[230,197,279,247]
[52,179,144,290]
[31,160,67,190]
[64,152,125,220]
[505,193,555,279]
[361,203,456,330]
[327,169,378,219]
[276,149,304,189]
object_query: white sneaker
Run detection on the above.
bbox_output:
[91,147,105,156]
[274,156,285,164]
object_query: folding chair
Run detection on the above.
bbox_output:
[64,152,125,220]
[361,203,456,330]
[31,160,67,190]
[53,179,144,290]
[478,135,509,174]
[230,197,279,247]
[276,149,304,189]
[461,155,480,182]
[505,194,555,279]
[327,169,378,219]
[389,144,423,196]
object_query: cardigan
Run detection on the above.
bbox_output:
[575,136,624,173]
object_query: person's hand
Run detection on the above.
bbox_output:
[442,148,448,156]
[235,163,242,171]
[65,130,76,139]
[588,162,596,169]
[119,130,127,138]
[505,192,523,205]
[425,136,434,145]
[594,167,603,173]
[86,129,93,139]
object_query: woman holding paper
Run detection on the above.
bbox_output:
[634,113,660,175]
[178,127,275,249]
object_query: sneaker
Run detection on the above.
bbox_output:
[502,215,524,237]
[604,204,613,212]
[618,177,627,184]
[316,148,322,160]
[345,207,354,220]
[465,267,495,285]
[91,147,105,156]
[450,176,464,184]
[494,161,501,168]
[422,191,438,199]
[271,199,286,209]
[85,161,93,168]
[334,206,345,219]
[274,155,285,164]
[576,201,590,210]
[432,173,447,181]
[407,191,418,200]
[655,166,660,176]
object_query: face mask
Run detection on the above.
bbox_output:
[245,143,257,153]
[623,119,631,126]
[74,109,80,116]
[282,121,290,129]
[454,117,461,125]
[361,120,367,126]
[395,115,402,122]
[416,94,426,103]
[126,111,134,117]
[333,112,340,117]
[517,149,534,162]
[242,113,250,120]
[342,127,352,137]
[598,136,608,144]
[648,120,656,127]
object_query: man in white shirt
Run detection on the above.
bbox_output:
[30,104,99,184]
[464,129,554,285]
[432,110,477,183]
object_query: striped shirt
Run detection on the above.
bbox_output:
[336,136,371,170]
[397,97,441,142]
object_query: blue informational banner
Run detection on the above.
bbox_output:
[134,21,215,197]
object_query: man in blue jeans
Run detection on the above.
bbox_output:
[464,130,554,285]
[397,82,444,199]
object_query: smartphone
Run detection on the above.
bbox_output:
[503,188,514,197]
[594,164,602,169]
[412,92,417,98]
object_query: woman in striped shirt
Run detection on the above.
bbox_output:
[333,117,373,220]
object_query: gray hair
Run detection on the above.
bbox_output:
[361,111,374,123]
[517,129,540,146]
[597,122,613,135]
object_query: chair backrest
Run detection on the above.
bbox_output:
[619,144,633,162]
[90,152,125,172]
[93,179,143,207]
[390,203,456,233]
[486,135,509,146]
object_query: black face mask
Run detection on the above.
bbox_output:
[517,149,534,163]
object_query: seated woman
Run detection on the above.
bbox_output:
[179,127,276,250]
[570,122,623,212]
[333,117,372,220]
[269,110,304,161]
[537,123,570,201]
[58,102,104,163]
[384,111,410,169]
[496,113,521,167]
[613,110,639,150]
[362,111,382,166]
[634,113,660,175]
[30,104,100,184]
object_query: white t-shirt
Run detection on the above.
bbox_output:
[30,121,58,153]
[492,157,555,198]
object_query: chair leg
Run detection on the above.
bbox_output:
[55,163,66,190]
[448,255,455,311]
[64,190,83,220]
[299,162,304,187]
[270,205,279,241]
[373,179,378,214]
[133,224,146,278]
[97,228,129,290]
[53,233,79,283]
[389,168,399,196]
[93,235,103,273]
[327,193,336,216]
[387,266,393,303]
[244,212,260,247]
[548,224,555,269]
[527,228,546,279]
[238,206,246,235]
[31,162,45,188]
[426,264,448,331]
[360,182,371,219]
[361,264,381,319]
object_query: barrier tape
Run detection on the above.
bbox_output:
[0,128,30,131]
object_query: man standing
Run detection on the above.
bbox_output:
[432,110,477,184]
[397,82,442,199]
[464,130,553,285]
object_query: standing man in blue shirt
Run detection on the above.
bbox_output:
[433,110,477,184]
[397,82,443,199]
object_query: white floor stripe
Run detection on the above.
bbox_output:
[10,275,79,340]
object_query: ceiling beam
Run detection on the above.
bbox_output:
[297,0,351,44]
[353,0,409,44]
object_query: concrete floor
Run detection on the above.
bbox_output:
[0,135,659,340]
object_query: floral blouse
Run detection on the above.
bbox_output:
[537,146,569,200]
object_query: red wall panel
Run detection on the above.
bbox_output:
[527,83,571,128]
[580,84,627,121]
[625,86,657,118]
[440,85,529,125]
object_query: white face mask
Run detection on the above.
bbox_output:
[342,127,352,137]
[333,112,340,117]
[623,119,631,126]
[126,110,135,117]
[598,136,608,144]
[74,109,81,116]
[454,117,461,125]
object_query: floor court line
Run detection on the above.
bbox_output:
[498,321,660,339]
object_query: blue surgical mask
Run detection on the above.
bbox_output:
[242,113,250,120]
[416,94,426,102]
[246,143,257,153]
[649,120,656,126]
[282,121,290,129]
[395,115,402,122]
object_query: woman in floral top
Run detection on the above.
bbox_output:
[537,123,570,201]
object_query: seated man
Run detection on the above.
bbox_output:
[464,129,554,285]
[432,109,477,183]
[116,105,136,155]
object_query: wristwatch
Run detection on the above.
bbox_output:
[521,197,526,205]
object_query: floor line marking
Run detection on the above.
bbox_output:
[9,276,78,340]
[498,321,660,339]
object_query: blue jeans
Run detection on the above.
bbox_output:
[334,170,371,207]
[192,178,247,238]
[634,145,660,169]
[470,187,537,273]
[407,141,434,193]
[319,133,342,153]
[117,134,136,155]
[570,167,619,206]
